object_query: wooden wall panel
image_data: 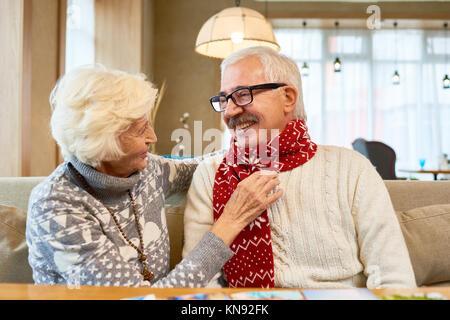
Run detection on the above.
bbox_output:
[0,0,25,177]
[95,0,143,74]
[0,0,64,177]
[29,0,60,176]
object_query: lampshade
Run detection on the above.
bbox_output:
[195,6,280,59]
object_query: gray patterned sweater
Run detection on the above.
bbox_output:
[26,154,233,287]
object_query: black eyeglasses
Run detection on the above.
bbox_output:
[209,83,287,112]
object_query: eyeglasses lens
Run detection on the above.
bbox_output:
[233,88,251,106]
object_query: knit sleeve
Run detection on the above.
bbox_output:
[26,195,151,287]
[26,190,232,288]
[351,157,417,288]
[182,157,226,287]
[152,232,233,288]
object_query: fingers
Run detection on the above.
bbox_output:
[266,188,283,205]
[260,176,281,195]
[236,170,281,206]
[240,170,278,188]
[258,169,278,176]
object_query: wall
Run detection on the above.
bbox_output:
[265,1,450,19]
[152,0,228,155]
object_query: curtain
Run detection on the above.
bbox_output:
[273,27,450,178]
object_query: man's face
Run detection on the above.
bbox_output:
[221,56,296,147]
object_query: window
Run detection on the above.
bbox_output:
[65,0,95,72]
[274,26,450,177]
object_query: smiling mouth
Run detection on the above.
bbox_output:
[235,121,257,131]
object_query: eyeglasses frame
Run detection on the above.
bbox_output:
[209,82,287,112]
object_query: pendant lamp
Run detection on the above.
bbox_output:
[334,57,342,72]
[392,22,400,85]
[333,21,342,72]
[443,74,450,89]
[444,23,449,89]
[301,62,310,77]
[195,0,279,59]
[301,21,310,76]
[392,70,400,85]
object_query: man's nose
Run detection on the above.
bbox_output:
[223,98,243,119]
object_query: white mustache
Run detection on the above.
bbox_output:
[228,114,259,129]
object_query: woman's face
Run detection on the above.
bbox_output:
[96,117,157,177]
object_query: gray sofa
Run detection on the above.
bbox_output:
[1,177,449,286]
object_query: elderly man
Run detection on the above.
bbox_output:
[182,46,416,289]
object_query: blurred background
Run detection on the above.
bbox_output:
[1,0,449,180]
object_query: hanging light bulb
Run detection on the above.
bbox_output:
[301,21,309,77]
[443,23,449,89]
[334,57,342,72]
[301,62,310,76]
[334,21,342,73]
[392,22,400,85]
[443,74,450,89]
[392,70,400,85]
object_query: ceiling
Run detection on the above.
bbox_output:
[254,0,445,2]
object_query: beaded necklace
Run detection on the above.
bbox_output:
[69,163,154,282]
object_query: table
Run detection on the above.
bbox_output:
[0,283,449,300]
[399,169,450,180]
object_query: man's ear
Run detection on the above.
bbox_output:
[282,85,298,114]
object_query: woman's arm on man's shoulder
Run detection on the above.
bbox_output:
[147,150,226,197]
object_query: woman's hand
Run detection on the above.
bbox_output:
[210,170,283,246]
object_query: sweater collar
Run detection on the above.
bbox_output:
[67,156,140,203]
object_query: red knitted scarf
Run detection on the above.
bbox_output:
[213,119,317,287]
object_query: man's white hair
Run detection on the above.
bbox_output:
[50,64,158,167]
[221,46,306,120]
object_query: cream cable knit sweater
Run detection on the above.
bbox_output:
[182,145,417,288]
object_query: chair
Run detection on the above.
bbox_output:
[352,138,397,180]
[351,138,369,158]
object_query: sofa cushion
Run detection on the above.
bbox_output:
[0,205,33,283]
[396,204,450,286]
[0,177,45,212]
[165,205,185,269]
[385,180,450,212]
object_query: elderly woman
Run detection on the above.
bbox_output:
[26,65,282,287]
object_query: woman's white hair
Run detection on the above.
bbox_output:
[50,64,158,167]
[221,46,306,120]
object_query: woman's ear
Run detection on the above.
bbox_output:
[282,85,298,114]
